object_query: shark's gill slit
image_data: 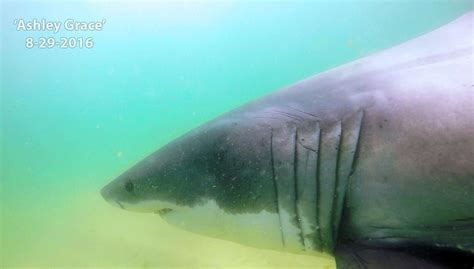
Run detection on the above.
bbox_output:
[332,111,365,242]
[331,121,344,242]
[295,121,322,251]
[293,129,306,249]
[349,110,365,176]
[270,129,285,247]
[271,123,307,250]
[314,126,323,251]
[318,122,342,252]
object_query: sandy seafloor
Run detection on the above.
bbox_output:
[1,1,473,268]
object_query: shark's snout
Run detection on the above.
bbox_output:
[100,184,112,202]
[100,183,124,209]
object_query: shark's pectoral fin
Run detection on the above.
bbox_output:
[334,243,474,269]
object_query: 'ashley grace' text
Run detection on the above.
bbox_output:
[14,18,106,34]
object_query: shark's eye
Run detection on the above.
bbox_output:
[124,180,134,193]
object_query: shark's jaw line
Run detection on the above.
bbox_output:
[113,198,330,257]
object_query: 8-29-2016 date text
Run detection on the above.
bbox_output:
[25,37,94,49]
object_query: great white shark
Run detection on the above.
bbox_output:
[101,11,474,268]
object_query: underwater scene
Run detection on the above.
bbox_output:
[2,1,474,268]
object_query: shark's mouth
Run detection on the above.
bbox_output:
[155,208,173,216]
[116,201,125,209]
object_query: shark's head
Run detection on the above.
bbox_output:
[100,117,292,251]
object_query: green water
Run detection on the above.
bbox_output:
[1,1,473,268]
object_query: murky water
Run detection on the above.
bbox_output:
[2,1,472,268]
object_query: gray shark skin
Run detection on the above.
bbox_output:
[101,11,474,268]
